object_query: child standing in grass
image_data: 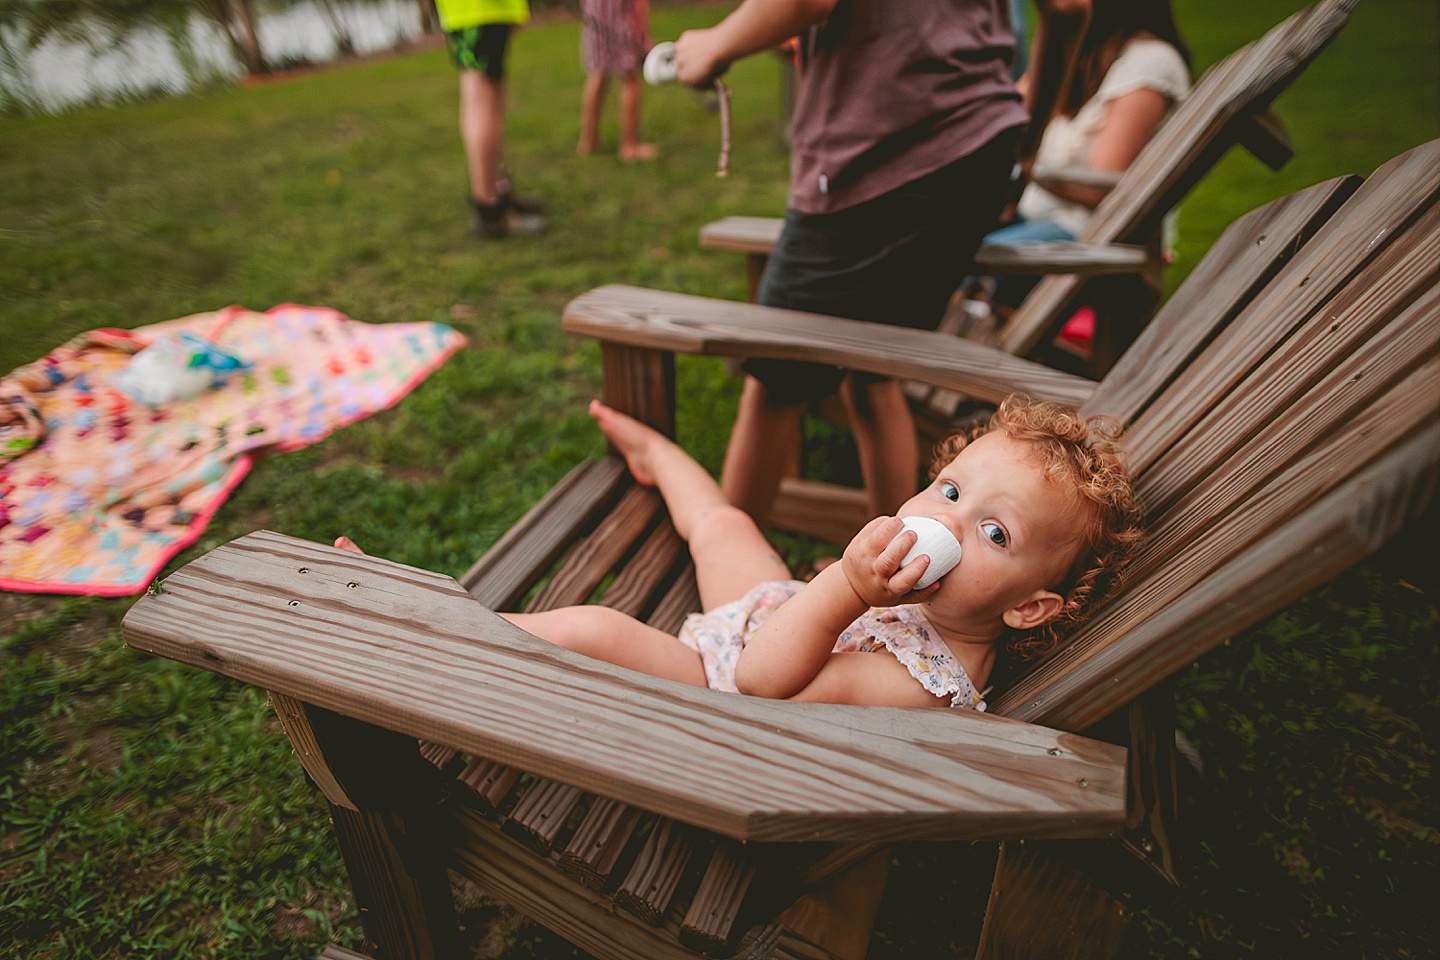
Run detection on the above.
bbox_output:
[341,395,1140,707]
[577,0,659,160]
[435,0,549,238]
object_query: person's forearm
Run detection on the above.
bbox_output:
[734,564,866,699]
[1017,0,1090,165]
[676,0,837,86]
[710,0,837,63]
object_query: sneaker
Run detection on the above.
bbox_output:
[496,173,547,214]
[471,195,548,239]
[503,188,548,215]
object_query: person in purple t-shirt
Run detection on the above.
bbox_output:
[675,0,1090,530]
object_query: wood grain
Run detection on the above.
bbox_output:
[459,457,630,610]
[123,532,1128,844]
[769,479,871,547]
[976,841,1131,960]
[973,241,1150,277]
[616,818,697,926]
[558,796,648,892]
[456,757,521,817]
[268,690,356,811]
[600,518,686,618]
[451,805,701,960]
[698,216,784,256]
[526,485,661,611]
[1030,165,1124,195]
[563,285,1098,408]
[1083,175,1360,425]
[505,778,586,855]
[646,564,701,636]
[680,839,760,952]
[1122,141,1439,474]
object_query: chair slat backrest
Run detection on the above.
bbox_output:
[990,140,1440,730]
[999,0,1360,359]
[1082,175,1360,425]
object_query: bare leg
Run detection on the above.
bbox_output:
[618,73,657,160]
[719,376,805,527]
[591,400,791,609]
[843,377,919,517]
[578,71,606,155]
[460,69,505,203]
[333,536,707,685]
[502,606,707,685]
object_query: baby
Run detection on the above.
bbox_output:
[341,395,1141,709]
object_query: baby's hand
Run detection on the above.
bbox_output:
[840,517,939,608]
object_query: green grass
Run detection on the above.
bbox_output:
[1,1,1437,957]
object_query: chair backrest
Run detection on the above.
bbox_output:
[1000,0,1361,359]
[990,139,1440,730]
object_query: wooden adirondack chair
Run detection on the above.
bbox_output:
[701,0,1354,367]
[691,0,1359,543]
[122,139,1438,960]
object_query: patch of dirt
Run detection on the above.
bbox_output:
[0,591,64,637]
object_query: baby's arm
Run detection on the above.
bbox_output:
[734,517,936,700]
[787,652,951,707]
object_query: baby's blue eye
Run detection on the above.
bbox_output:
[939,481,959,502]
[981,521,1008,547]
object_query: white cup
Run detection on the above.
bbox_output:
[895,516,962,589]
[644,41,678,85]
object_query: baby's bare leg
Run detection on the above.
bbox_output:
[503,607,707,686]
[334,538,705,685]
[590,401,791,609]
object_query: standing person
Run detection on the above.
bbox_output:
[577,0,660,160]
[673,0,1090,529]
[435,0,548,238]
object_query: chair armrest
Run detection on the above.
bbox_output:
[698,216,783,256]
[974,240,1152,277]
[1029,165,1124,196]
[124,531,1126,844]
[562,285,1097,408]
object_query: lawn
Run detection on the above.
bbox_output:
[1,1,1436,957]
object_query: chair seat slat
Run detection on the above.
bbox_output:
[461,457,629,610]
[527,485,662,611]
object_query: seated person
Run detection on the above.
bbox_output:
[340,395,1142,707]
[978,0,1192,320]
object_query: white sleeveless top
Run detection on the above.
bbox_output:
[1017,38,1190,237]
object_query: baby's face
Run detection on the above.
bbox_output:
[897,431,1088,634]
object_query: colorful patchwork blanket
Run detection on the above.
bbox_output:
[0,305,466,595]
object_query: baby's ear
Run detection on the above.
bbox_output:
[1002,589,1064,631]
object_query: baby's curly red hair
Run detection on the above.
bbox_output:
[928,394,1143,664]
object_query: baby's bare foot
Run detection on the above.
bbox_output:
[334,536,365,554]
[589,399,659,485]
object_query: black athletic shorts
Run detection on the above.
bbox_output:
[445,23,513,80]
[745,127,1022,406]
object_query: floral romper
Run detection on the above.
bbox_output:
[677,580,986,710]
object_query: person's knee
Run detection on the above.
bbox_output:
[688,503,762,556]
[530,606,631,660]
